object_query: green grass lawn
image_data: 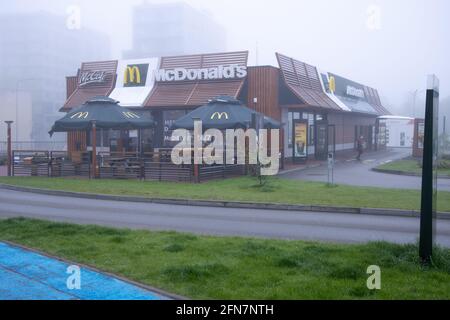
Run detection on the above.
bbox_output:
[377,159,450,177]
[0,218,449,299]
[1,176,450,212]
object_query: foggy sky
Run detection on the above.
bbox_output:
[2,0,449,115]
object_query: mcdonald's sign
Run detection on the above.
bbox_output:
[123,111,140,119]
[70,111,89,119]
[124,64,149,87]
[211,112,229,120]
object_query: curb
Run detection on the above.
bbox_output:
[372,168,450,179]
[1,240,187,300]
[1,183,449,220]
[277,164,321,175]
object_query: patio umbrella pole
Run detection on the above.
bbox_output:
[92,121,97,179]
[139,128,142,156]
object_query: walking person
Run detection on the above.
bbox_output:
[356,135,364,161]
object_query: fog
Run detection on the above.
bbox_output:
[1,0,449,117]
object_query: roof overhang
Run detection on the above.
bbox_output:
[60,60,118,112]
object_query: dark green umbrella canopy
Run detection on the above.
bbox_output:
[171,96,281,130]
[49,96,155,136]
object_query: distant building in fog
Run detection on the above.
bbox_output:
[0,11,111,142]
[0,92,32,143]
[123,2,226,59]
[378,115,415,148]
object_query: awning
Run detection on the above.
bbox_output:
[50,96,155,136]
[172,95,281,130]
[328,72,391,116]
[276,53,341,111]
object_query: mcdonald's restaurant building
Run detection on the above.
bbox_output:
[62,51,391,162]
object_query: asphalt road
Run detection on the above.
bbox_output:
[280,148,450,191]
[1,188,449,247]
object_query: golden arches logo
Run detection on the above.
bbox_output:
[124,66,141,85]
[211,112,229,120]
[70,112,89,119]
[329,76,336,93]
[123,111,140,119]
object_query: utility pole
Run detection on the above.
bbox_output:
[5,121,13,177]
[419,75,439,265]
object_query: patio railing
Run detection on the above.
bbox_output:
[10,149,245,182]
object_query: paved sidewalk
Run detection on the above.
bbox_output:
[281,148,450,191]
[0,242,169,300]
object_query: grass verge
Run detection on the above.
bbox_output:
[376,159,450,178]
[0,176,449,212]
[0,218,449,299]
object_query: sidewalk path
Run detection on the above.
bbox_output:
[280,148,450,191]
[0,242,169,300]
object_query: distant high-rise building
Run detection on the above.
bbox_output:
[123,2,227,59]
[0,11,111,142]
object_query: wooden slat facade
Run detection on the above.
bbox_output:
[245,66,281,121]
[145,51,248,107]
[67,131,87,156]
[66,75,78,99]
[61,60,118,111]
[276,52,341,111]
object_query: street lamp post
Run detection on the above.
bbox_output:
[4,121,14,177]
[91,121,97,179]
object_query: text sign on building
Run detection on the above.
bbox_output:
[154,64,247,82]
[78,71,109,87]
[346,86,365,99]
[329,73,368,101]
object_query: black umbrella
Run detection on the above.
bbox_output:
[49,96,155,136]
[171,96,281,130]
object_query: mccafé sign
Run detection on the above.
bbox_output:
[154,64,247,82]
[79,71,108,87]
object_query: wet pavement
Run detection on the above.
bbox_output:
[280,148,450,191]
[1,187,450,246]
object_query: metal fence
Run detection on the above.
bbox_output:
[0,141,66,155]
[10,149,245,182]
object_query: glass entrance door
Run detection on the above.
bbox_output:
[315,121,328,160]
[328,125,335,155]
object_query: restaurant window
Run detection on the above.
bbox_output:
[309,125,315,146]
[87,129,110,147]
[163,110,189,148]
[288,112,293,146]
[305,113,315,146]
[288,111,301,148]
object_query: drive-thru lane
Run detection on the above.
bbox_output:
[281,148,450,191]
[1,188,449,247]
